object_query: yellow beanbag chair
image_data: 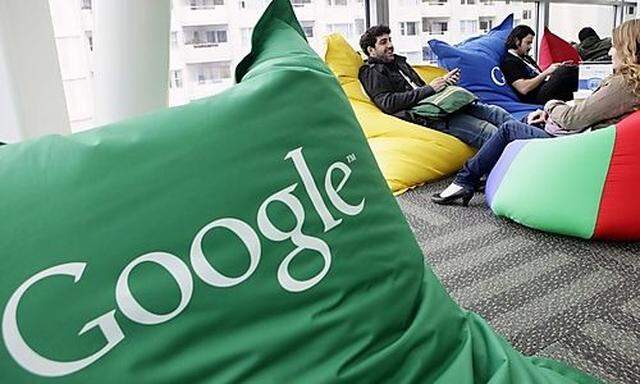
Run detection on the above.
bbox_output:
[323,34,475,195]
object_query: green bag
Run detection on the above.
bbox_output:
[412,85,478,118]
[0,0,597,382]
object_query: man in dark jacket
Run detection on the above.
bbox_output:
[358,26,514,149]
[577,27,612,62]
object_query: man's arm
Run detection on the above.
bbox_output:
[511,63,560,95]
[359,66,435,115]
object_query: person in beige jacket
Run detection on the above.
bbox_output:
[542,74,640,134]
[432,19,640,206]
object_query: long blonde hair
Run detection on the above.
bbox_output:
[612,19,640,96]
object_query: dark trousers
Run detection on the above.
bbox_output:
[535,65,579,104]
[454,120,552,189]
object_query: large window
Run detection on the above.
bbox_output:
[389,0,538,64]
[47,0,368,131]
[548,3,614,44]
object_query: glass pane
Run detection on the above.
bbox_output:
[389,0,538,64]
[172,0,366,106]
[48,0,369,129]
[548,3,614,45]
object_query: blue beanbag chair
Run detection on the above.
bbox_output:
[428,15,540,120]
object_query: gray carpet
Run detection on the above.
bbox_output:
[397,178,640,384]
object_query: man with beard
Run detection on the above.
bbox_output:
[358,25,515,149]
[501,25,578,104]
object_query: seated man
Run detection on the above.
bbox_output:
[577,27,612,62]
[358,25,514,149]
[502,25,578,104]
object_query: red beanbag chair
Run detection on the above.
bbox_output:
[539,28,581,70]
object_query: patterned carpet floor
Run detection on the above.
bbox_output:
[397,178,640,384]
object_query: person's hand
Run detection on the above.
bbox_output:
[444,68,461,85]
[527,109,548,125]
[429,77,448,92]
[543,63,562,76]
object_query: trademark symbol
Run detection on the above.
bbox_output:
[346,153,356,163]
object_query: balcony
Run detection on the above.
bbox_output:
[177,5,229,26]
[183,43,232,63]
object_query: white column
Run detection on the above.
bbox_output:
[0,0,70,143]
[94,0,171,126]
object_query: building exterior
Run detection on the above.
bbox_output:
[389,0,537,62]
[167,0,366,106]
[48,0,633,132]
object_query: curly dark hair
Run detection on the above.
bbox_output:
[359,25,391,56]
[506,25,535,50]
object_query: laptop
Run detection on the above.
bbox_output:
[578,61,613,91]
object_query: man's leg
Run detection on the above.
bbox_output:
[438,112,499,149]
[454,120,552,189]
[536,65,579,103]
[463,102,515,127]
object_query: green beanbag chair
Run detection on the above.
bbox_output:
[0,0,596,382]
[486,112,640,240]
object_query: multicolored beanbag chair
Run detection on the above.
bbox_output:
[486,112,640,240]
[323,34,474,195]
[0,0,596,382]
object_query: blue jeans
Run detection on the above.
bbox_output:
[429,102,515,148]
[454,120,552,189]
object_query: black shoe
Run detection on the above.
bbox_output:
[431,187,474,207]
